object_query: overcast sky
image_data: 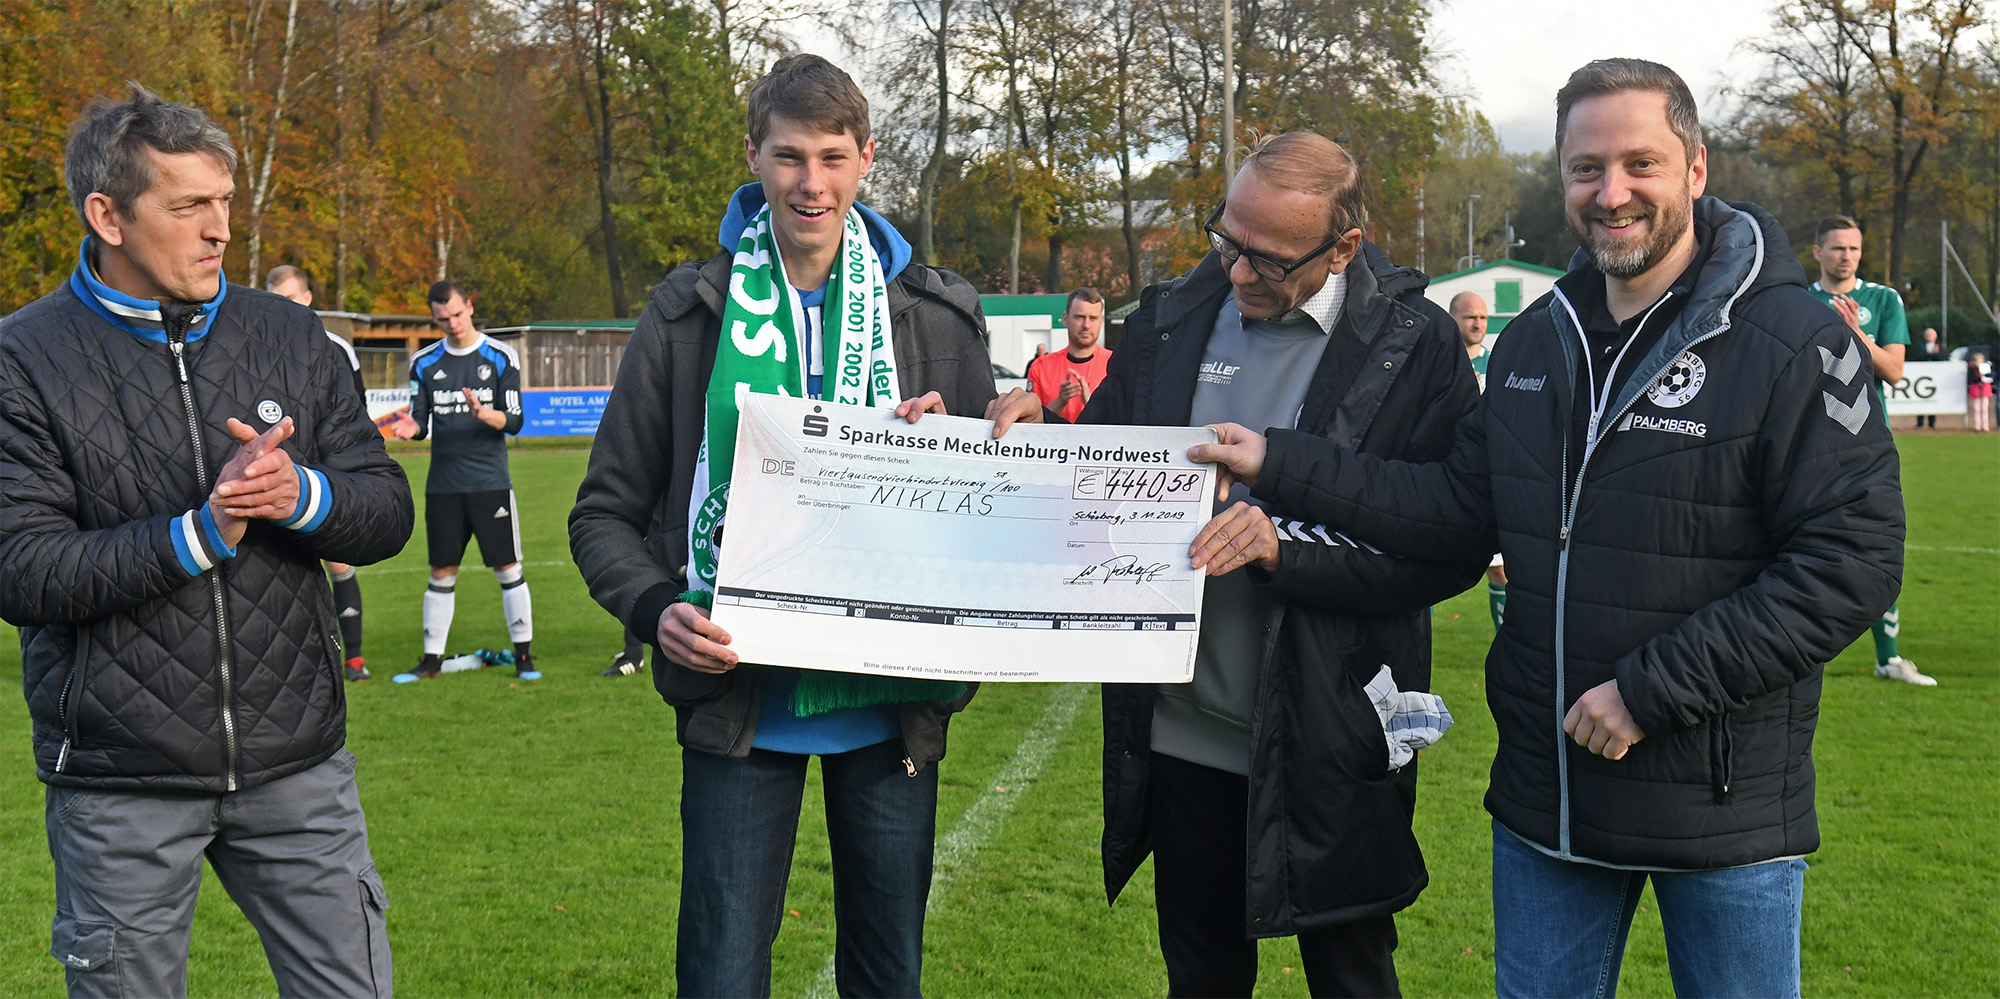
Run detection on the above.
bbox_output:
[801,1,1783,160]
[1430,0,1776,152]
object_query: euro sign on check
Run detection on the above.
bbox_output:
[710,394,1217,683]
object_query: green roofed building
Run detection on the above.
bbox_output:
[1422,260,1566,354]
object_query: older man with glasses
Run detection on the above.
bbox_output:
[988,132,1483,997]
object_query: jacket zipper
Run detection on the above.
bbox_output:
[1548,288,1729,858]
[55,628,87,772]
[168,324,240,792]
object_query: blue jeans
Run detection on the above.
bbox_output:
[678,739,937,998]
[1492,822,1804,999]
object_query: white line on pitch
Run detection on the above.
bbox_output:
[351,559,574,576]
[1907,544,2000,555]
[806,683,1089,999]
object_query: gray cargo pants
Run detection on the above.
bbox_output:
[44,748,392,998]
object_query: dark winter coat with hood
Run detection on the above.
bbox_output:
[0,244,414,793]
[1095,243,1487,936]
[568,185,997,770]
[1252,199,1903,869]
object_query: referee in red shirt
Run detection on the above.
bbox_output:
[1026,287,1111,422]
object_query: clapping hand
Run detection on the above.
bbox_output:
[209,417,299,546]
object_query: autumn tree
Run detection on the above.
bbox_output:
[1105,0,1164,298]
[614,0,745,271]
[1737,0,1986,287]
[1420,102,1518,272]
[542,0,635,316]
[961,0,1114,290]
[0,2,232,311]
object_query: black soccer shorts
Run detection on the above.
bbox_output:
[425,489,521,568]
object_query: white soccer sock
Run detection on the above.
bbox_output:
[423,574,457,656]
[496,565,533,643]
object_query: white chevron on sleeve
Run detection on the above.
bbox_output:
[1275,521,1389,555]
[1817,340,1864,385]
[1823,387,1872,435]
[1334,530,1386,555]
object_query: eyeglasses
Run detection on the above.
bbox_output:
[1203,204,1353,283]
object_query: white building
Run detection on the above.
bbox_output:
[1423,261,1565,352]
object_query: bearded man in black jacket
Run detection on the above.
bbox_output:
[0,84,410,997]
[1190,60,1901,999]
[990,132,1485,997]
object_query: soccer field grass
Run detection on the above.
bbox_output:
[0,435,1991,996]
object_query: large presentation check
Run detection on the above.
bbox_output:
[710,395,1216,683]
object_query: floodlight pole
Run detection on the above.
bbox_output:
[1222,0,1235,183]
[1466,194,1481,268]
[1416,186,1426,273]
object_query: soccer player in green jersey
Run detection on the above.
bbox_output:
[1452,290,1508,632]
[1810,214,1935,686]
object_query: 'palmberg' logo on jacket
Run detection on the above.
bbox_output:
[1617,412,1709,438]
[1502,372,1546,392]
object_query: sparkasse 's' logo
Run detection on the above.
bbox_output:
[1646,351,1707,409]
[803,405,829,437]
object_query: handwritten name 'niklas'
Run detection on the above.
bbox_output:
[865,484,997,516]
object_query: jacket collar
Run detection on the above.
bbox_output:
[1156,240,1406,345]
[1547,198,1785,421]
[68,237,226,344]
[664,247,981,333]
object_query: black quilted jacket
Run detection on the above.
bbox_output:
[0,280,413,792]
[1254,200,1903,869]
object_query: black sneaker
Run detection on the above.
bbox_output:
[412,653,442,679]
[344,657,372,682]
[602,649,644,677]
[515,653,538,679]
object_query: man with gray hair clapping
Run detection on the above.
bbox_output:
[0,82,411,996]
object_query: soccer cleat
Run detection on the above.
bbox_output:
[515,652,540,680]
[412,653,443,679]
[344,656,372,682]
[1873,656,1937,686]
[602,649,644,677]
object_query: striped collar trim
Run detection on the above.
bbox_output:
[68,237,226,344]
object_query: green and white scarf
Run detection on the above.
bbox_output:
[685,203,962,715]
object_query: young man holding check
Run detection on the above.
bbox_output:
[568,55,996,997]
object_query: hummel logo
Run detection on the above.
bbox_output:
[339,607,360,618]
[1503,372,1546,392]
[432,369,448,380]
[1817,340,1864,385]
[1823,387,1872,435]
[494,507,510,518]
